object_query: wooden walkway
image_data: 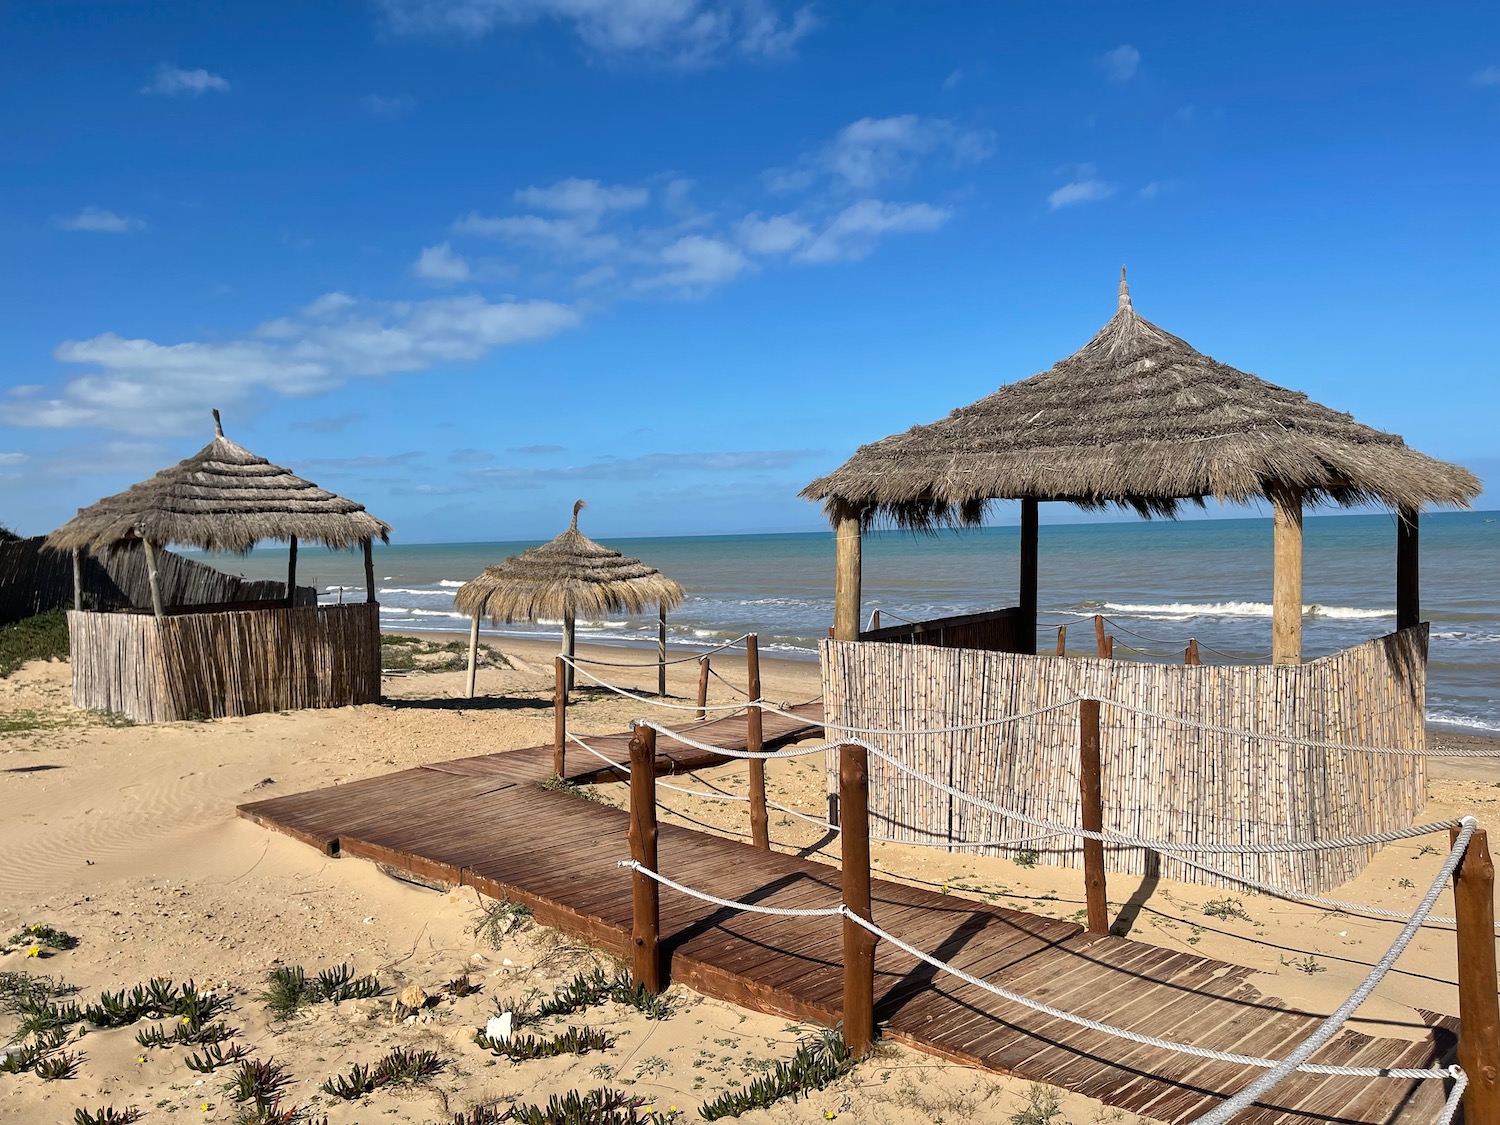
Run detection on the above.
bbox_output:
[239,704,1457,1125]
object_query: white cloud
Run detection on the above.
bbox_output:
[1048,180,1115,209]
[142,64,230,96]
[514,177,649,216]
[1470,65,1500,88]
[54,206,145,233]
[942,68,963,91]
[454,211,620,257]
[0,452,27,466]
[737,212,812,254]
[377,0,816,66]
[768,114,994,193]
[413,242,472,281]
[796,200,949,263]
[364,93,416,117]
[642,235,751,290]
[1100,44,1140,83]
[1,294,579,435]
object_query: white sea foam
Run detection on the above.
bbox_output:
[1427,710,1500,734]
[1077,601,1390,621]
[378,587,453,597]
[438,580,465,587]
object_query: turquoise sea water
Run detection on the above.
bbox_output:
[199,511,1500,734]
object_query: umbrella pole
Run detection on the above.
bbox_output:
[564,610,576,693]
[466,615,480,699]
[658,604,667,697]
[286,535,298,608]
[141,540,166,619]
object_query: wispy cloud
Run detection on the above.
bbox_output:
[449,447,495,462]
[364,93,416,117]
[141,64,230,96]
[0,452,27,466]
[2,293,579,435]
[508,444,565,455]
[942,68,963,91]
[767,114,994,193]
[640,236,751,292]
[377,0,817,67]
[413,242,472,281]
[1048,179,1115,210]
[1099,44,1140,83]
[1470,65,1500,88]
[795,200,949,263]
[466,448,820,486]
[54,206,145,233]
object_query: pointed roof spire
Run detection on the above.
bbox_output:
[1118,266,1132,310]
[212,408,224,437]
[571,498,586,530]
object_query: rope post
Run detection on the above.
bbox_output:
[1094,614,1107,657]
[362,538,376,604]
[1079,699,1109,934]
[840,741,876,1056]
[1185,638,1200,666]
[696,656,710,722]
[1451,824,1500,1125]
[746,634,769,851]
[1103,635,1114,660]
[870,608,881,632]
[628,723,663,994]
[1056,624,1066,657]
[71,548,82,611]
[553,656,567,777]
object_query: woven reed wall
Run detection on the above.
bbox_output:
[821,627,1427,894]
[69,603,381,723]
[860,607,1019,652]
[0,536,308,625]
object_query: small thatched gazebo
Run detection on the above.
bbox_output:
[804,270,1480,660]
[48,410,392,722]
[454,500,684,698]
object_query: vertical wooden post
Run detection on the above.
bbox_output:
[563,610,576,693]
[465,615,481,699]
[141,539,165,618]
[363,538,376,604]
[870,608,881,632]
[1056,625,1066,657]
[1185,638,1200,666]
[1079,699,1109,934]
[553,656,567,777]
[658,604,668,697]
[285,535,299,607]
[1018,498,1039,655]
[1094,614,1107,658]
[746,635,769,850]
[1271,484,1303,665]
[1397,507,1420,633]
[71,548,82,611]
[1452,824,1500,1125]
[1103,635,1114,660]
[696,656,710,721]
[833,511,863,642]
[629,724,662,994]
[840,741,876,1055]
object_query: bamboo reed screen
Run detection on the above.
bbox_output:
[69,603,381,723]
[821,626,1427,893]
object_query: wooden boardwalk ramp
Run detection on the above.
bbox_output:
[239,703,1456,1125]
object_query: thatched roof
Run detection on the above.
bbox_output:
[48,411,391,553]
[455,500,684,623]
[803,271,1481,526]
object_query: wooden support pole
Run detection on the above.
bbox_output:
[1079,699,1109,934]
[1094,614,1108,658]
[71,548,82,611]
[141,539,165,619]
[1103,635,1114,660]
[746,634,768,851]
[696,656,710,721]
[563,610,576,693]
[1185,638,1200,666]
[1056,624,1066,657]
[1018,498,1039,655]
[363,538,376,604]
[1397,507,1421,633]
[466,615,481,699]
[658,604,668,697]
[1271,484,1303,665]
[833,512,863,642]
[286,535,298,607]
[553,656,567,777]
[870,608,881,632]
[1452,824,1500,1125]
[628,723,662,995]
[840,740,876,1055]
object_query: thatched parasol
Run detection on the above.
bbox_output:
[454,500,684,694]
[48,410,391,616]
[804,271,1481,661]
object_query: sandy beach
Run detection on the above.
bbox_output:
[3,635,1498,1124]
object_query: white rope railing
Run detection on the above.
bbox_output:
[561,657,750,714]
[617,859,842,917]
[641,720,835,760]
[567,633,752,668]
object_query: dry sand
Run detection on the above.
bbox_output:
[1,634,1497,1124]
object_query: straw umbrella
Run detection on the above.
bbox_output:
[454,500,684,697]
[803,271,1480,660]
[48,410,391,614]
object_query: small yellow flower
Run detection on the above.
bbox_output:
[182,1015,191,1023]
[137,1055,146,1064]
[26,946,41,958]
[825,1113,837,1120]
[201,1103,212,1111]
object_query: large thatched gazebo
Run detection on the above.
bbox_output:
[800,273,1482,894]
[454,500,684,698]
[48,411,391,722]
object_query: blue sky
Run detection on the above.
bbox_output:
[2,1,1496,542]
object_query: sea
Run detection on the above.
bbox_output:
[197,511,1500,735]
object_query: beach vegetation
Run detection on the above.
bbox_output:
[257,963,382,1019]
[184,1041,254,1072]
[225,1058,291,1108]
[33,1049,80,1079]
[446,971,479,997]
[77,978,225,1029]
[0,610,70,678]
[495,967,675,1032]
[1281,954,1327,974]
[74,1108,142,1125]
[5,923,79,952]
[487,1087,676,1124]
[320,1046,445,1099]
[538,775,602,802]
[1203,898,1251,921]
[380,633,510,673]
[471,897,533,947]
[1009,1084,1065,1125]
[697,1027,852,1120]
[1012,850,1039,869]
[475,1026,615,1061]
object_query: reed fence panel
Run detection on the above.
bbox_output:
[69,603,380,723]
[821,627,1427,893]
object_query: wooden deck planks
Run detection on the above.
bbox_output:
[237,701,1455,1125]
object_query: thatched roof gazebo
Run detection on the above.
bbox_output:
[803,271,1480,661]
[47,411,392,722]
[454,500,684,697]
